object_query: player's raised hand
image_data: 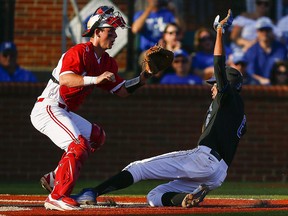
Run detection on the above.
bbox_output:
[213,9,233,33]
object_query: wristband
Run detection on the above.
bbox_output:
[125,76,143,93]
[83,76,97,86]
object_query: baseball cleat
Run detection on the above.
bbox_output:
[70,188,97,205]
[44,194,81,211]
[181,184,209,208]
[40,171,55,193]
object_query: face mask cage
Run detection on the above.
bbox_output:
[105,11,129,29]
[83,6,129,37]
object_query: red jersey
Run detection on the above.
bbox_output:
[39,42,125,111]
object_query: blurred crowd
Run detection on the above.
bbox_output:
[1,0,288,86]
[132,0,288,86]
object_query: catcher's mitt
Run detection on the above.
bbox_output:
[142,45,174,77]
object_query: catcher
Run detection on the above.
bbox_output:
[71,9,246,208]
[30,5,173,211]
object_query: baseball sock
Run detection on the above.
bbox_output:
[161,192,187,206]
[92,170,134,195]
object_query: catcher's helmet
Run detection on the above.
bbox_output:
[206,66,243,91]
[82,6,129,37]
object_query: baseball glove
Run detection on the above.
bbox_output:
[142,45,174,77]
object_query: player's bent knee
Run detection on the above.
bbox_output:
[123,160,144,183]
[147,190,163,207]
[90,123,106,151]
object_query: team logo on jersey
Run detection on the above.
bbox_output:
[205,103,213,127]
[237,115,246,138]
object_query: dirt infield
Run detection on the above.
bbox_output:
[1,194,288,215]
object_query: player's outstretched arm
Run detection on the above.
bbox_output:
[213,9,233,56]
[117,45,174,97]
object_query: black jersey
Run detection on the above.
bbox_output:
[198,55,246,166]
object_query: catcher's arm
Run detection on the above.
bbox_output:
[124,45,174,93]
[124,73,148,94]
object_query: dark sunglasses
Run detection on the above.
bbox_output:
[1,49,16,57]
[165,31,179,35]
[235,62,247,66]
[276,72,288,76]
[174,59,188,64]
[256,1,269,7]
[258,27,272,32]
[199,36,212,42]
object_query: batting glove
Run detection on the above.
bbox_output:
[213,9,233,34]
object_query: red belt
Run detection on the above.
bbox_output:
[37,98,69,111]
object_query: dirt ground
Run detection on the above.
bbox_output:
[1,194,288,215]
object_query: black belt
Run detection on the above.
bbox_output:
[51,75,59,84]
[210,149,222,161]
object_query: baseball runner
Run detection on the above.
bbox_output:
[30,6,173,211]
[71,9,247,208]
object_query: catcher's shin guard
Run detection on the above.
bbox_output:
[90,123,106,151]
[51,135,91,197]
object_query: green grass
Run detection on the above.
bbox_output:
[1,180,288,199]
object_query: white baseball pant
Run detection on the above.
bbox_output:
[124,145,228,207]
[30,98,92,151]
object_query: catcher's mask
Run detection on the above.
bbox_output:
[82,6,129,37]
[206,67,243,91]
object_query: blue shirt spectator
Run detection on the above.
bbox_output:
[0,41,37,82]
[191,28,215,80]
[277,14,288,50]
[244,17,288,85]
[229,0,272,56]
[191,27,232,80]
[228,53,260,85]
[245,41,287,78]
[132,0,176,52]
[160,49,203,85]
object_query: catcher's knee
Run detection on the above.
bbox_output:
[90,123,106,151]
[68,135,91,163]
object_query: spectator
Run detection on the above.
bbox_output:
[270,60,288,85]
[0,41,38,82]
[276,14,288,49]
[145,22,183,84]
[160,49,202,85]
[244,17,288,85]
[230,0,272,55]
[191,27,215,80]
[228,53,259,85]
[158,22,182,52]
[132,0,177,53]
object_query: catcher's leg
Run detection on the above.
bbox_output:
[40,151,69,193]
[90,123,106,151]
[51,135,90,198]
[40,152,68,193]
[40,170,56,193]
